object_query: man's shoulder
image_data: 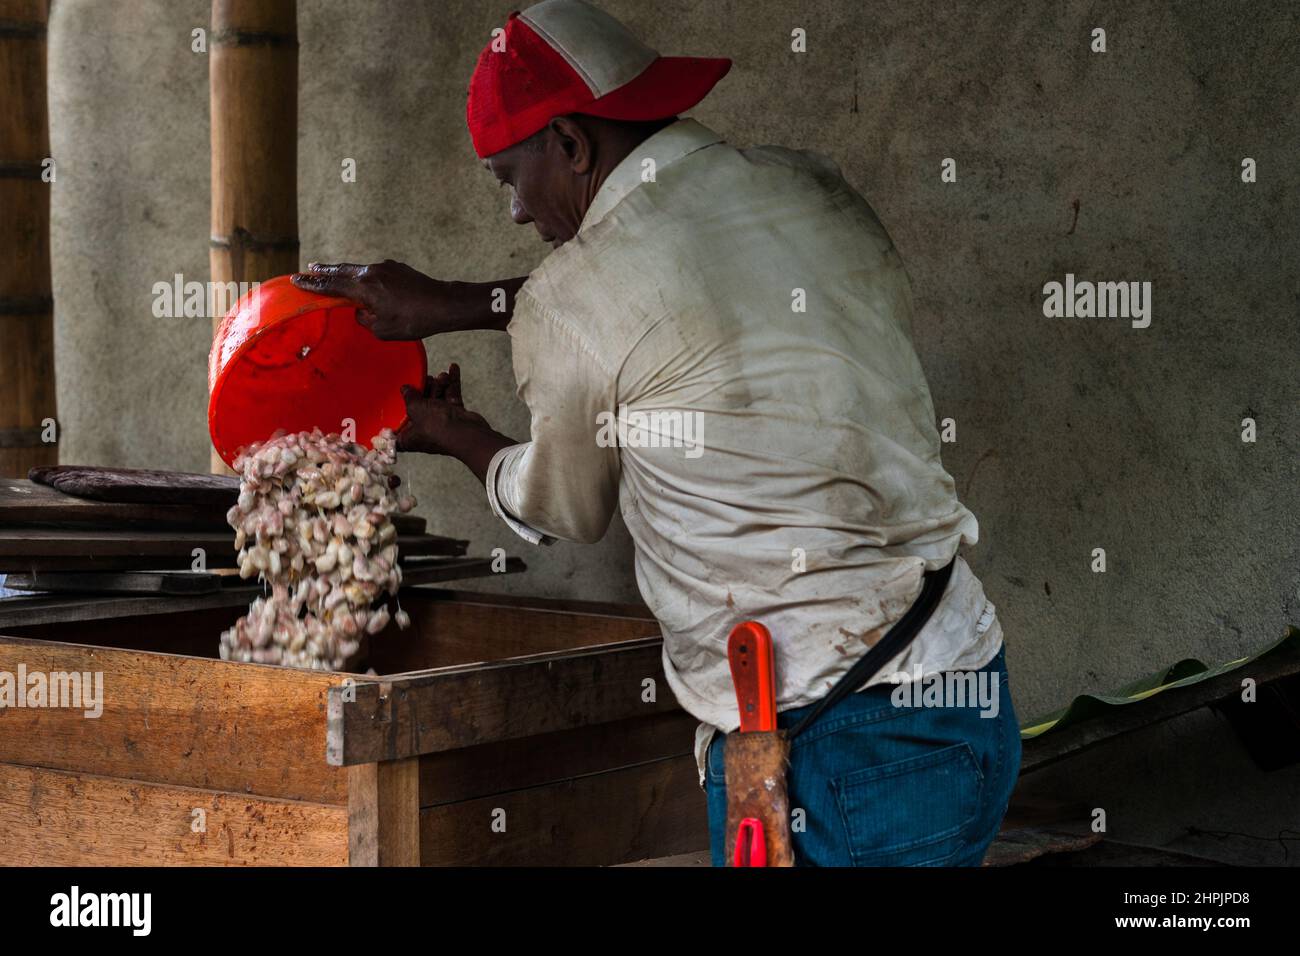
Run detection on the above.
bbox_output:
[736,141,847,180]
[509,263,627,374]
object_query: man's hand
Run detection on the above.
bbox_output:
[291,260,458,340]
[396,363,516,484]
[291,261,528,339]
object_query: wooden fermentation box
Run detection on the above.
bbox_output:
[0,587,706,865]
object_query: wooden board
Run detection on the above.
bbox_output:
[613,834,1109,868]
[0,478,428,533]
[614,830,1109,869]
[419,754,706,866]
[413,588,654,621]
[328,638,674,766]
[0,636,347,804]
[0,1,57,480]
[981,824,1101,867]
[0,591,261,630]
[0,478,228,530]
[0,763,347,866]
[208,0,298,469]
[0,603,248,656]
[365,589,658,674]
[419,711,697,807]
[0,578,532,652]
[5,569,223,595]
[29,464,239,505]
[617,851,711,867]
[348,758,419,867]
[0,528,466,572]
[2,555,522,597]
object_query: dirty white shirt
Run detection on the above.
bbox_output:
[484,119,1003,785]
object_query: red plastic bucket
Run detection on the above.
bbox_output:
[207,275,427,467]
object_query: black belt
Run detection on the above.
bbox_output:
[785,558,955,741]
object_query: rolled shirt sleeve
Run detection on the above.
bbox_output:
[487,289,622,545]
[485,443,552,546]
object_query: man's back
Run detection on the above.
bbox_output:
[497,119,1001,743]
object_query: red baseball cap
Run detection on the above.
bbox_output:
[467,0,731,158]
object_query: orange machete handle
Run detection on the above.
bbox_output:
[727,621,777,733]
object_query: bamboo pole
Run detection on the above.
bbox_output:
[209,0,298,473]
[0,0,55,478]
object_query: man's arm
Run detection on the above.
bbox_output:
[488,296,622,545]
[397,295,621,546]
[292,261,528,338]
[394,365,555,546]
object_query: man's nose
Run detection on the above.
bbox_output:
[510,191,532,225]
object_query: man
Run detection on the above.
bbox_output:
[293,0,1020,866]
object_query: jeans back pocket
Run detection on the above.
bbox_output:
[830,741,982,866]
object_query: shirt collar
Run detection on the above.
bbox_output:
[578,118,724,235]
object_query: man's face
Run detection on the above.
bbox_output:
[483,127,585,249]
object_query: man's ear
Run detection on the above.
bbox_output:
[549,115,594,175]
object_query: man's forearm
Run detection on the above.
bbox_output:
[454,425,518,486]
[442,276,529,333]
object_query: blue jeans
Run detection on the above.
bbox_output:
[706,645,1021,866]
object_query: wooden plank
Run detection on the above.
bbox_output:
[398,555,525,589]
[329,638,675,765]
[1,603,246,657]
[0,0,56,479]
[419,711,698,807]
[0,589,269,628]
[1,555,521,597]
[0,528,466,572]
[0,763,346,866]
[0,478,228,530]
[618,798,1112,868]
[0,561,523,633]
[0,478,428,533]
[617,850,710,867]
[408,587,654,621]
[621,805,1112,869]
[28,464,238,505]
[1025,841,1223,867]
[0,636,347,803]
[0,576,536,663]
[208,0,298,474]
[982,825,1101,867]
[6,569,222,594]
[1021,643,1300,773]
[348,758,419,866]
[419,754,706,866]
[365,589,658,674]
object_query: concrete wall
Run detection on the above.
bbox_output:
[44,1,1300,861]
